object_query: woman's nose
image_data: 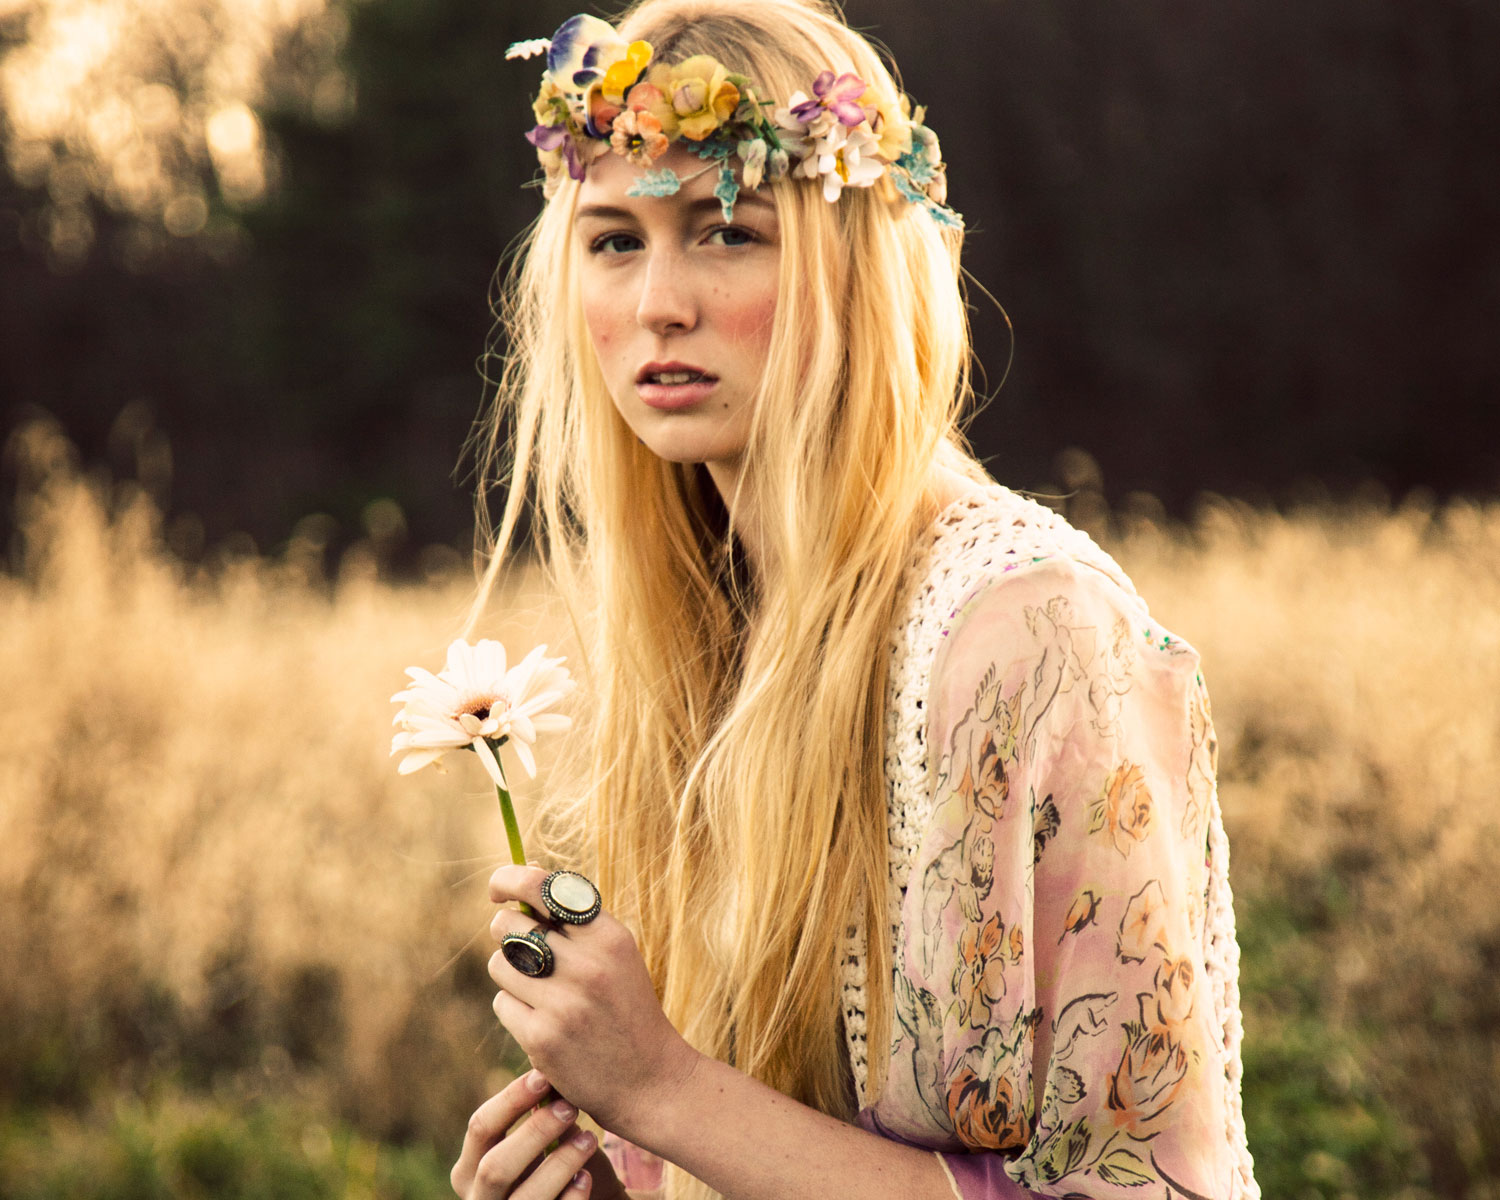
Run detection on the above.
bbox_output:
[635,250,697,336]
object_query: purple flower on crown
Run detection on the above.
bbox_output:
[790,71,868,127]
[546,13,627,94]
[526,124,590,182]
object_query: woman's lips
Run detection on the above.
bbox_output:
[636,375,717,414]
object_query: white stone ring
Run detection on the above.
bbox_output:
[540,870,603,926]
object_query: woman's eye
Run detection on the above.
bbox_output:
[590,232,642,255]
[706,226,756,248]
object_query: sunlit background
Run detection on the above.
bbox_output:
[2,0,1498,1196]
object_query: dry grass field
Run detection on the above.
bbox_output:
[2,418,1497,1198]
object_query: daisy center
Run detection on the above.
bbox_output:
[461,694,509,722]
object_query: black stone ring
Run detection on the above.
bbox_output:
[500,929,554,978]
[540,870,603,926]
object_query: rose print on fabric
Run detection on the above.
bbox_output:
[1106,998,1191,1136]
[943,1008,1039,1151]
[953,911,1008,1025]
[1117,879,1170,964]
[1151,954,1197,1030]
[1089,761,1155,858]
[947,665,1024,822]
[921,673,1025,972]
[948,1065,1031,1151]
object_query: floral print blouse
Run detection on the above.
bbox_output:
[860,546,1256,1199]
[604,490,1257,1199]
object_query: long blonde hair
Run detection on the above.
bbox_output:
[470,1,978,1192]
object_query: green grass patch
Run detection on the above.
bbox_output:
[0,1090,452,1200]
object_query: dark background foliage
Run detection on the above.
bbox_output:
[2,0,1497,559]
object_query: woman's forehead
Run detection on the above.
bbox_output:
[577,147,778,222]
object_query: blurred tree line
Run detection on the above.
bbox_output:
[1,0,1497,561]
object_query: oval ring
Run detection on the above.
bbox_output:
[500,929,555,978]
[541,870,603,926]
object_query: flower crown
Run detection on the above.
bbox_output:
[506,14,960,228]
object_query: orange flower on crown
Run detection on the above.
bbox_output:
[647,54,740,140]
[622,80,677,139]
[610,107,669,164]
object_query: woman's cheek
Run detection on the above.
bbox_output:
[718,291,778,347]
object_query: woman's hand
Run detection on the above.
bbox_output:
[451,1068,608,1199]
[487,864,702,1141]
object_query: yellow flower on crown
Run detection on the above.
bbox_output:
[584,40,652,137]
[648,54,741,141]
[860,86,913,162]
[600,39,653,104]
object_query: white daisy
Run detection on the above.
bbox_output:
[390,638,574,783]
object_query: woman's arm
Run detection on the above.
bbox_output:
[487,864,965,1200]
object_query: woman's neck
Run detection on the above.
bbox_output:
[703,458,983,580]
[705,457,768,577]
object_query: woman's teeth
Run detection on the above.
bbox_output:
[654,371,700,384]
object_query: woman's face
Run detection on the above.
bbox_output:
[575,144,781,480]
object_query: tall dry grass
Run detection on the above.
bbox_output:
[1115,494,1500,1197]
[0,419,571,1148]
[2,418,1498,1196]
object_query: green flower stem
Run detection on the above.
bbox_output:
[489,741,537,919]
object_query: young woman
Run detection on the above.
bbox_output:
[449,2,1259,1197]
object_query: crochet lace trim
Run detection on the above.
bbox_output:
[840,485,1258,1197]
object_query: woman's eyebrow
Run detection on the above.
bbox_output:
[577,193,776,223]
[576,203,637,222]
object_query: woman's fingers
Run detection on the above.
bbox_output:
[451,1069,591,1198]
[480,1125,596,1199]
[489,863,550,909]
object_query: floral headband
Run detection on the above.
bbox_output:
[506,14,961,228]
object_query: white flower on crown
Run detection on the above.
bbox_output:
[817,123,884,201]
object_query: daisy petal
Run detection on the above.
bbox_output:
[397,749,446,774]
[512,738,538,779]
[471,738,507,787]
[510,711,537,743]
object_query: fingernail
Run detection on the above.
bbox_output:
[571,1169,591,1191]
[570,1128,595,1150]
[551,1098,577,1122]
[526,1068,548,1092]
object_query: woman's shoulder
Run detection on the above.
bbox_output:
[927,482,1134,594]
[892,484,1145,674]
